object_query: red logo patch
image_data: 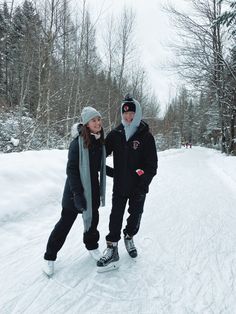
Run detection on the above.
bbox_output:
[124,105,129,112]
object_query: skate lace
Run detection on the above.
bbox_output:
[100,247,113,262]
[47,261,54,269]
[125,238,135,251]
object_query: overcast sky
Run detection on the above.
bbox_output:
[13,0,189,113]
[79,0,190,113]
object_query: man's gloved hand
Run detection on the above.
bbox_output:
[73,193,86,213]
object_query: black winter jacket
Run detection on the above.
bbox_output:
[62,135,102,210]
[106,120,158,196]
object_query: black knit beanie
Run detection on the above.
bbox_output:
[121,94,136,113]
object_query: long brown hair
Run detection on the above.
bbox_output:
[81,125,104,149]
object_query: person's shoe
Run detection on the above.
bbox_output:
[124,234,137,258]
[97,242,119,272]
[89,248,102,261]
[42,259,54,277]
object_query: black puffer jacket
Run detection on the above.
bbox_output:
[62,135,102,210]
[106,120,158,196]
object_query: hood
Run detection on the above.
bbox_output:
[121,98,142,129]
[71,123,83,139]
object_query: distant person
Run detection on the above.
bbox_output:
[97,95,158,272]
[43,107,106,277]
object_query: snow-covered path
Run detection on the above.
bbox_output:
[1,147,236,313]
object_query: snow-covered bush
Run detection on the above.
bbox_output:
[0,111,66,153]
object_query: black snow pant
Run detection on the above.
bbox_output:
[44,206,99,261]
[106,193,146,243]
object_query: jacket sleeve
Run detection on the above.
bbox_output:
[137,133,158,193]
[105,131,114,177]
[66,138,84,195]
[106,165,114,177]
[105,131,113,157]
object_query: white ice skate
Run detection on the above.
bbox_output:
[42,259,54,277]
[89,248,102,261]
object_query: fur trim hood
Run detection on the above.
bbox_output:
[71,123,82,139]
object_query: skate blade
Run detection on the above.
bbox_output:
[97,261,119,273]
[42,269,54,278]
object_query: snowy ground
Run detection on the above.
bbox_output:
[0,146,236,313]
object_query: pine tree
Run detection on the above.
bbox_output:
[0,2,12,106]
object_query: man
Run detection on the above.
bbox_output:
[97,94,158,272]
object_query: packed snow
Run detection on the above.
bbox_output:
[0,146,236,313]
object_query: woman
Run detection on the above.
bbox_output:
[43,106,106,277]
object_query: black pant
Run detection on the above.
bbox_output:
[106,193,146,242]
[44,207,99,261]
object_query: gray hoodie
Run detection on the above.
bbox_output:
[121,99,142,141]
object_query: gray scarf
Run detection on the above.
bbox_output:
[78,135,106,232]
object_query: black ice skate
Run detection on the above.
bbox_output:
[97,242,119,272]
[124,234,137,258]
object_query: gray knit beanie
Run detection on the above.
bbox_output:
[81,106,101,125]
